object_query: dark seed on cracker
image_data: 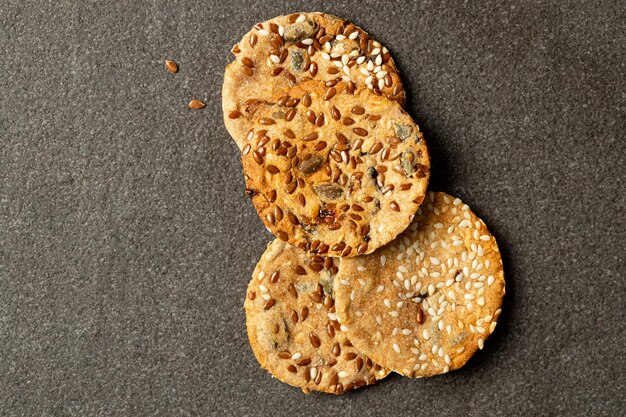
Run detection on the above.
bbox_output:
[298,154,324,175]
[313,183,344,201]
[283,19,317,42]
[401,150,418,176]
[395,123,412,140]
[291,51,304,71]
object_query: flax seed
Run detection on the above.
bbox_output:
[252,151,263,165]
[242,64,253,76]
[309,333,321,348]
[303,132,318,141]
[315,141,327,151]
[188,100,205,109]
[285,283,298,299]
[165,59,178,73]
[369,142,382,154]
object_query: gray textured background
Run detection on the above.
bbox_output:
[1,0,624,416]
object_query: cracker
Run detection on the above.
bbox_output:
[245,240,389,393]
[333,192,505,377]
[241,81,429,258]
[223,12,405,149]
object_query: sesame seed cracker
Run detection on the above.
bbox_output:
[333,192,505,377]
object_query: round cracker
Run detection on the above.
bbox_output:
[223,12,406,149]
[241,81,429,258]
[333,192,505,377]
[245,240,389,394]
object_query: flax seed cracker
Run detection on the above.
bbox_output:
[333,192,505,377]
[245,240,389,394]
[241,81,429,258]
[223,12,406,149]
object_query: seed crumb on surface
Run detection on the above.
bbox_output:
[165,59,178,74]
[188,99,206,109]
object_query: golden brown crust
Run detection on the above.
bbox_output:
[245,240,389,394]
[240,81,429,258]
[333,192,505,377]
[223,12,406,149]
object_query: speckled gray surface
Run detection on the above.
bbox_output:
[1,0,624,416]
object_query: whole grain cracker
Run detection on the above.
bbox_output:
[223,12,406,149]
[245,240,389,394]
[241,81,429,258]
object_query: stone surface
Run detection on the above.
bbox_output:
[0,1,624,416]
